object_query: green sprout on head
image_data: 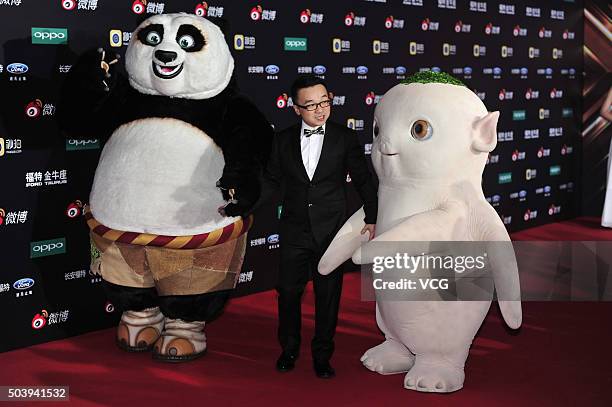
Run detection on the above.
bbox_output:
[401,71,466,87]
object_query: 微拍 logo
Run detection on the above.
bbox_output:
[7,63,28,75]
[32,27,68,45]
[30,238,66,258]
[284,37,307,51]
[14,278,35,290]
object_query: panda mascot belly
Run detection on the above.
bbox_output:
[59,13,273,362]
[90,118,235,235]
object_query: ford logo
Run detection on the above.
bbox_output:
[267,234,280,244]
[544,186,551,193]
[545,68,553,75]
[432,67,441,73]
[520,67,528,75]
[265,64,280,75]
[493,67,502,75]
[463,67,472,75]
[395,66,406,75]
[519,190,527,198]
[313,65,326,75]
[356,66,368,75]
[493,195,501,202]
[569,68,576,75]
[7,63,29,74]
[14,278,35,290]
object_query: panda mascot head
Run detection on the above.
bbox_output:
[125,13,234,99]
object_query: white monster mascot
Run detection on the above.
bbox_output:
[318,71,521,392]
[59,13,273,362]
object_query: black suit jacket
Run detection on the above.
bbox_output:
[259,121,377,247]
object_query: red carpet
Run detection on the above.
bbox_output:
[1,218,611,406]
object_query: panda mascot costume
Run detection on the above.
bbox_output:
[59,13,273,362]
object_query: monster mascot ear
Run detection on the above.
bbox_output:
[471,111,499,153]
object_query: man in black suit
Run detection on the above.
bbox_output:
[221,75,377,378]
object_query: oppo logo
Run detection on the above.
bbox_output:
[286,40,305,47]
[32,28,68,44]
[284,37,307,51]
[30,238,66,258]
[34,32,65,40]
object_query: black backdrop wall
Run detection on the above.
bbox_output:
[0,0,583,352]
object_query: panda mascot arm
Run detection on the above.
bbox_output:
[217,95,274,217]
[58,48,128,141]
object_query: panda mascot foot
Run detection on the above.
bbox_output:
[116,307,165,352]
[152,319,207,363]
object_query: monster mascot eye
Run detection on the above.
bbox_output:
[373,120,380,138]
[178,35,195,50]
[62,0,76,10]
[411,120,433,141]
[146,31,162,46]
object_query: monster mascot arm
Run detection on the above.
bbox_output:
[318,71,521,392]
[59,13,273,363]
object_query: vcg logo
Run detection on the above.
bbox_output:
[30,238,66,258]
[284,37,307,51]
[7,63,28,74]
[32,27,68,45]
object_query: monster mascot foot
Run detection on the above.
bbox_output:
[319,71,522,392]
[60,13,273,362]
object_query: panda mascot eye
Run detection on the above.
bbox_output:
[178,35,195,50]
[146,31,162,46]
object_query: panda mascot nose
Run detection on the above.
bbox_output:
[155,50,178,63]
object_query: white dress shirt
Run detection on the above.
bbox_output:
[300,121,326,180]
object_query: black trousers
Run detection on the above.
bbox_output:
[277,227,343,363]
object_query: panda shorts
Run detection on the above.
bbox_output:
[90,231,247,296]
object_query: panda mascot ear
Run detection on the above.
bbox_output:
[207,17,231,46]
[206,16,239,91]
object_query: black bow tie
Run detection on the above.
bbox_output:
[304,126,324,137]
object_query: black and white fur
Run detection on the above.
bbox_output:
[59,13,273,321]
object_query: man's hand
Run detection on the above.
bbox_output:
[361,224,376,240]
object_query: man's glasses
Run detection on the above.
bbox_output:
[295,99,332,111]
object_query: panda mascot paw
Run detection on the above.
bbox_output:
[59,13,273,362]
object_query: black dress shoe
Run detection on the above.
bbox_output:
[313,361,335,379]
[276,352,297,372]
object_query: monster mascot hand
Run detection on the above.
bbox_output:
[59,13,273,362]
[318,71,521,392]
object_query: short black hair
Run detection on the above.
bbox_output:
[290,75,329,103]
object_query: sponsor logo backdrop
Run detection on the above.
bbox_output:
[0,0,583,352]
